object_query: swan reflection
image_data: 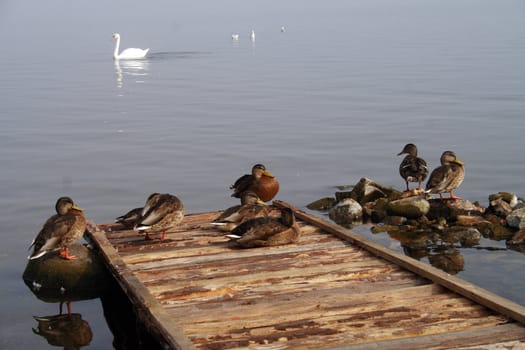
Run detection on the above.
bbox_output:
[114,59,150,88]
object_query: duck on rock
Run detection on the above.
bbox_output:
[425,150,465,200]
[134,193,184,240]
[230,164,279,202]
[28,197,87,260]
[397,143,429,192]
[226,207,301,248]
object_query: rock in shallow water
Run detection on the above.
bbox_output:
[427,199,485,220]
[22,243,110,303]
[386,196,430,219]
[506,207,525,229]
[329,198,363,225]
[306,197,337,211]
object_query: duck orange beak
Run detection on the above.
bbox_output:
[263,170,275,178]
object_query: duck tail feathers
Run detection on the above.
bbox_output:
[28,250,47,260]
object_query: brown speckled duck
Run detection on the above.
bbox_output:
[115,193,160,229]
[115,207,142,229]
[230,164,279,202]
[398,143,429,191]
[211,191,271,232]
[425,150,465,200]
[226,207,301,248]
[134,193,184,240]
[28,197,87,260]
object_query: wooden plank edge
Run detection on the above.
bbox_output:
[85,221,196,350]
[273,200,525,325]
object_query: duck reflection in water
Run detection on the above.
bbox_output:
[33,313,92,350]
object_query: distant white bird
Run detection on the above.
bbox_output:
[250,30,256,42]
[281,26,286,33]
[231,33,240,41]
[112,33,149,60]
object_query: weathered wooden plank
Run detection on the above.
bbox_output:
[274,200,525,325]
[121,238,351,268]
[176,288,505,350]
[132,247,393,283]
[166,284,493,329]
[155,272,425,308]
[84,223,196,350]
[147,261,409,303]
[108,223,323,255]
[321,323,525,350]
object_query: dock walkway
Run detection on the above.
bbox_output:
[86,201,525,349]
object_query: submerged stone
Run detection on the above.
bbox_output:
[428,248,464,275]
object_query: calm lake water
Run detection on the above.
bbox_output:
[1,0,525,348]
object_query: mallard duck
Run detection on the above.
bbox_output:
[398,143,429,191]
[115,193,160,229]
[211,191,271,232]
[134,193,184,240]
[115,207,142,229]
[226,207,301,248]
[425,150,465,200]
[230,164,279,202]
[28,197,87,260]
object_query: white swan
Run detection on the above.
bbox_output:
[250,30,255,42]
[112,33,149,60]
[231,33,239,41]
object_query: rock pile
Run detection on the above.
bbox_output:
[307,177,525,258]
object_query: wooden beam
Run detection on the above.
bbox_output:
[85,223,196,350]
[273,200,525,324]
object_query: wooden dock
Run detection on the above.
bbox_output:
[86,200,525,350]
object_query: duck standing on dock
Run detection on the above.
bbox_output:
[397,143,429,192]
[28,197,87,260]
[425,151,465,200]
[211,191,271,232]
[115,207,142,229]
[115,193,160,229]
[226,207,301,248]
[134,193,184,240]
[230,164,279,202]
